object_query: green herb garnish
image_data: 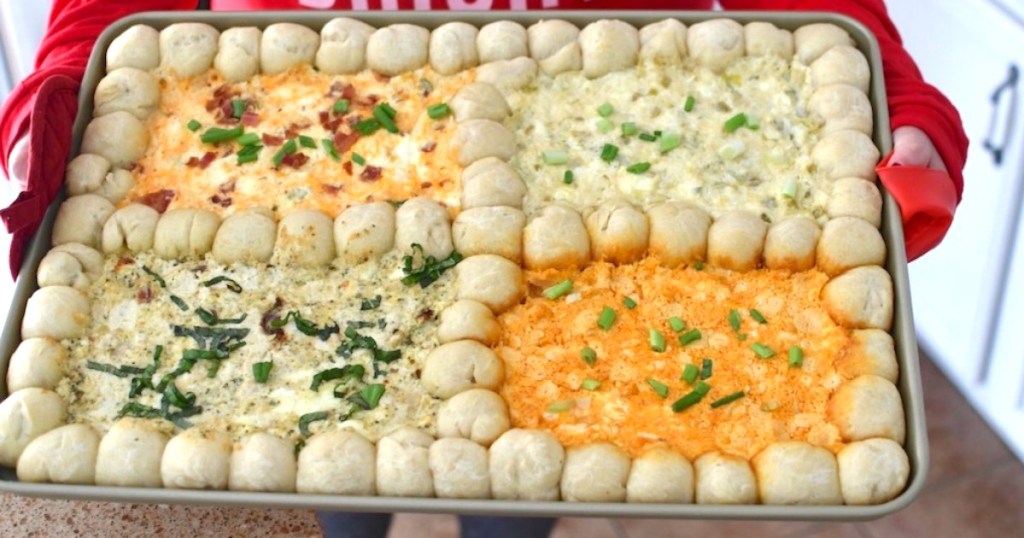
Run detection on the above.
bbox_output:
[252,361,273,383]
[200,126,244,144]
[680,364,699,385]
[649,329,667,353]
[298,411,329,437]
[581,378,601,391]
[600,143,619,162]
[626,162,651,174]
[752,342,776,359]
[711,391,746,408]
[202,276,243,293]
[141,265,166,288]
[750,309,767,324]
[581,347,597,366]
[668,316,686,333]
[187,119,202,132]
[646,378,669,398]
[543,279,573,300]
[678,329,702,346]
[788,346,804,367]
[597,306,616,330]
[427,102,451,119]
[700,358,713,380]
[400,244,463,288]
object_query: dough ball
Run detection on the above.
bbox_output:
[296,430,375,494]
[422,340,505,399]
[475,57,538,92]
[80,111,149,168]
[460,157,526,209]
[477,21,528,63]
[101,203,160,254]
[812,129,880,181]
[828,177,883,228]
[452,206,524,262]
[837,438,910,505]
[707,210,768,272]
[106,24,159,72]
[752,441,842,504]
[489,429,565,501]
[639,19,688,63]
[693,451,757,504]
[317,17,375,74]
[437,388,511,446]
[215,27,261,82]
[429,438,490,499]
[437,300,501,345]
[527,19,581,75]
[429,22,478,75]
[159,23,219,77]
[453,119,516,166]
[817,217,886,276]
[261,23,319,75]
[560,443,631,502]
[161,429,232,490]
[810,84,873,135]
[52,194,115,249]
[580,19,640,78]
[22,286,91,341]
[366,24,429,76]
[36,243,104,291]
[228,432,296,492]
[585,201,649,264]
[822,265,894,330]
[794,23,854,64]
[455,254,524,314]
[65,154,135,202]
[450,82,510,122]
[334,202,395,264]
[376,427,434,497]
[394,197,453,260]
[828,375,906,444]
[211,208,277,264]
[764,216,821,272]
[836,329,899,383]
[272,209,335,267]
[154,208,222,259]
[17,424,100,485]
[687,19,745,73]
[647,202,711,267]
[93,68,160,120]
[626,447,694,503]
[95,417,170,487]
[811,45,871,93]
[0,388,67,467]
[523,205,591,270]
[6,338,66,392]
[744,22,793,58]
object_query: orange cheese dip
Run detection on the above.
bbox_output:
[130,65,472,218]
[497,258,855,460]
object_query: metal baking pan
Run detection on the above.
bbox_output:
[0,10,927,520]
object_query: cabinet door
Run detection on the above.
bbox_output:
[888,0,1024,383]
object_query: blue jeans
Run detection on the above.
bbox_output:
[316,512,558,538]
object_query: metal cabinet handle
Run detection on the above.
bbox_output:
[983,64,1019,166]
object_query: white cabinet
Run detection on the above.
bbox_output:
[888,0,1024,461]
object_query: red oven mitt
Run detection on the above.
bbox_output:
[876,152,958,262]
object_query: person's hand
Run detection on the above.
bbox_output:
[889,125,947,171]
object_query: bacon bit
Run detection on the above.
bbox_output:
[218,179,236,194]
[185,152,217,169]
[240,111,260,126]
[261,133,284,146]
[115,256,135,270]
[357,94,380,107]
[360,166,382,182]
[332,131,360,154]
[126,162,139,172]
[281,152,309,169]
[327,81,356,101]
[321,184,344,194]
[261,297,287,342]
[373,72,391,83]
[413,369,422,379]
[343,161,353,175]
[420,141,437,153]
[417,308,435,321]
[135,189,176,213]
[283,122,311,139]
[136,286,153,303]
[344,114,360,128]
[420,182,432,189]
[209,194,233,208]
[217,100,237,124]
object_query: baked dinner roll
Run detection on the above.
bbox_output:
[693,451,757,504]
[453,119,516,166]
[272,209,335,267]
[561,443,631,502]
[639,19,688,63]
[585,201,649,264]
[106,24,159,72]
[159,22,219,77]
[811,45,871,93]
[394,197,453,260]
[837,329,899,383]
[455,254,524,314]
[477,21,528,64]
[828,177,883,228]
[429,438,490,499]
[6,338,66,392]
[101,203,160,254]
[437,389,510,447]
[317,18,374,74]
[707,210,768,272]
[812,129,880,181]
[296,430,375,494]
[744,22,793,58]
[626,447,694,503]
[154,208,222,259]
[22,286,91,341]
[261,23,319,75]
[16,424,100,484]
[376,427,434,497]
[422,340,505,399]
[215,27,261,83]
[65,154,135,202]
[429,22,478,75]
[817,217,886,276]
[579,20,640,79]
[51,194,115,249]
[36,243,103,291]
[810,84,873,135]
[829,374,906,444]
[647,202,711,267]
[752,441,842,505]
[822,265,893,330]
[450,82,511,123]
[161,429,232,490]
[95,417,170,487]
[366,24,429,76]
[794,23,854,64]
[211,208,277,264]
[460,157,526,209]
[333,202,395,264]
[438,300,501,345]
[475,57,538,92]
[228,432,296,492]
[764,216,821,272]
[452,206,524,262]
[93,68,160,120]
[489,429,565,501]
[527,20,581,75]
[80,111,148,168]
[687,19,745,73]
[0,388,66,467]
[837,438,910,505]
[523,205,590,270]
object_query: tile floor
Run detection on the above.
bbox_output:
[1,350,1021,538]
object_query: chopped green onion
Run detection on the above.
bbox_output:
[638,132,658,142]
[597,102,614,117]
[788,346,804,367]
[695,381,712,395]
[373,104,399,133]
[581,378,601,391]
[352,152,366,166]
[378,102,397,119]
[272,138,298,168]
[745,114,760,130]
[623,297,638,309]
[141,266,166,288]
[299,135,317,149]
[752,342,776,359]
[427,102,451,119]
[671,382,711,413]
[654,130,662,137]
[782,178,798,199]
[231,99,245,119]
[597,306,616,330]
[595,118,614,133]
[684,95,695,112]
[419,78,434,95]
[322,138,341,161]
[200,126,244,144]
[298,411,328,437]
[626,162,651,174]
[678,329,702,346]
[680,364,699,385]
[728,309,742,332]
[581,347,597,366]
[649,329,667,353]
[202,276,242,293]
[724,113,748,133]
[354,118,381,135]
[659,132,682,153]
[349,384,386,410]
[252,361,273,383]
[718,139,746,160]
[621,122,638,137]
[333,98,349,114]
[86,360,130,377]
[563,170,574,184]
[169,295,189,312]
[668,316,686,333]
[711,391,746,408]
[600,143,619,162]
[694,262,705,271]
[237,150,260,165]
[750,309,767,324]
[546,400,576,414]
[647,378,669,398]
[543,279,573,300]
[542,150,570,166]
[700,358,713,380]
[187,119,201,132]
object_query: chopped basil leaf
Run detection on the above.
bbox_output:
[252,361,273,383]
[298,411,329,437]
[141,265,166,288]
[400,244,463,288]
[202,276,243,293]
[360,295,383,311]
